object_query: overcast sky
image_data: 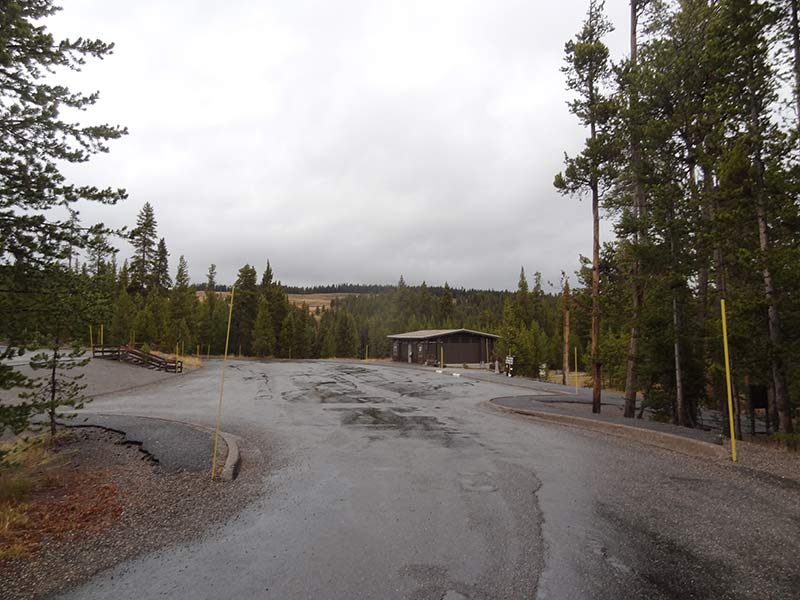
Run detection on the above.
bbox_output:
[51,0,632,292]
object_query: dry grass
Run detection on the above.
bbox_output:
[0,432,123,562]
[0,436,52,559]
[288,293,360,315]
[545,370,592,387]
[150,351,203,371]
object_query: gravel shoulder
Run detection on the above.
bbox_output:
[0,425,267,600]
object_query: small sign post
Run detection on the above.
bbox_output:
[504,355,514,377]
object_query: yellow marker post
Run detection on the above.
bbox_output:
[574,347,578,395]
[440,345,444,368]
[100,324,104,345]
[720,299,737,462]
[211,287,235,480]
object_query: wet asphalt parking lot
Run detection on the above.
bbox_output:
[62,360,799,599]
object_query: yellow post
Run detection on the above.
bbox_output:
[211,287,235,480]
[574,347,578,395]
[721,299,737,462]
[89,325,94,349]
[440,345,444,368]
[100,324,104,345]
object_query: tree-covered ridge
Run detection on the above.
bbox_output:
[6,200,568,368]
[2,0,799,439]
[1,195,572,369]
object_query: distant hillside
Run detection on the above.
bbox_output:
[284,283,393,294]
[288,292,361,314]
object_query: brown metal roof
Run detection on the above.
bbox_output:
[387,328,500,340]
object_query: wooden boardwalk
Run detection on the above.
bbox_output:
[92,345,183,373]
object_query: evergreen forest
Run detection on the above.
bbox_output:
[1,0,800,437]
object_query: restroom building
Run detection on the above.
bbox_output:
[388,329,499,366]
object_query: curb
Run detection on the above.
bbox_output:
[487,401,728,460]
[216,430,241,481]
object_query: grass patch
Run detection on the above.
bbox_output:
[771,432,800,451]
[1,437,50,559]
[151,350,202,370]
[0,542,28,560]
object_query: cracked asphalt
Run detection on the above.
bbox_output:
[61,360,800,599]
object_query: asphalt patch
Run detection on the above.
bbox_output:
[341,407,442,430]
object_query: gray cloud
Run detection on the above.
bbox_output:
[53,0,630,291]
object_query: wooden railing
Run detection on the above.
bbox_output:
[92,344,183,373]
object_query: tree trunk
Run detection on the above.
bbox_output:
[749,93,793,434]
[591,179,602,414]
[562,284,570,386]
[49,338,59,438]
[624,0,644,419]
[672,291,690,427]
[755,202,793,433]
[791,0,800,122]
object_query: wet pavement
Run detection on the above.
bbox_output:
[60,360,800,600]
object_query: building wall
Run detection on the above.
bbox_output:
[391,333,496,365]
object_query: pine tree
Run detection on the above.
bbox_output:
[153,237,171,292]
[439,282,454,324]
[278,311,297,358]
[252,296,275,357]
[118,260,130,293]
[230,264,258,355]
[169,255,195,349]
[336,310,359,358]
[129,203,158,293]
[15,266,93,437]
[0,1,127,269]
[22,344,90,439]
[110,288,136,345]
[554,0,619,413]
[0,0,126,431]
[513,268,534,326]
